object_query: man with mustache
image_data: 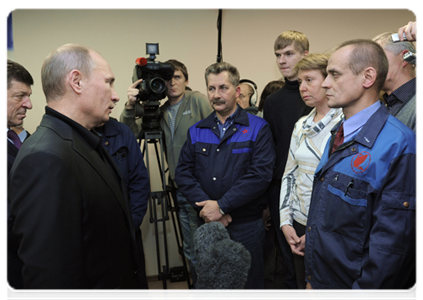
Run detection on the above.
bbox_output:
[9,44,140,288]
[121,59,212,287]
[175,62,275,289]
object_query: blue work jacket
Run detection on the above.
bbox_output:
[101,118,150,229]
[175,108,275,224]
[305,105,416,289]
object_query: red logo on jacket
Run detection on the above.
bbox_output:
[351,151,371,173]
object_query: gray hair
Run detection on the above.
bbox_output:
[41,44,96,101]
[205,62,240,88]
[372,32,416,56]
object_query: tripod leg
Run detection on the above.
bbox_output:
[144,131,193,289]
[167,188,192,288]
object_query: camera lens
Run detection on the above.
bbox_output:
[149,77,166,94]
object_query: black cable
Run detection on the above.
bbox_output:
[216,9,222,63]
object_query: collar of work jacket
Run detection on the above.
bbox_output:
[196,105,249,139]
[323,104,389,175]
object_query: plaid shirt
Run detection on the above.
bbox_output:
[382,77,416,117]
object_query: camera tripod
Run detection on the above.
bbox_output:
[139,130,192,289]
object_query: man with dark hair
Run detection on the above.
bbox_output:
[9,44,140,288]
[7,59,34,289]
[175,61,275,289]
[305,39,416,289]
[120,59,212,286]
[373,31,416,131]
[263,30,312,289]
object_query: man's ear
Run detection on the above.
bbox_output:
[235,85,241,98]
[401,50,411,67]
[69,70,83,94]
[362,67,377,89]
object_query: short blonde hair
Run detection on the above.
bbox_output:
[294,53,330,78]
[274,30,309,53]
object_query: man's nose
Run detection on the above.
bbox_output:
[22,96,33,110]
[321,77,330,89]
[112,88,120,103]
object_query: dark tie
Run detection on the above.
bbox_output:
[8,130,22,149]
[331,123,344,154]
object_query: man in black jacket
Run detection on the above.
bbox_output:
[9,44,140,288]
[7,59,34,289]
[263,30,311,289]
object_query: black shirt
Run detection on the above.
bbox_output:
[382,77,416,117]
[263,79,312,181]
[45,106,120,181]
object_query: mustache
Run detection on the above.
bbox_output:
[212,99,225,104]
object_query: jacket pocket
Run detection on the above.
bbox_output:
[232,145,252,171]
[378,191,415,254]
[194,143,210,171]
[322,182,368,244]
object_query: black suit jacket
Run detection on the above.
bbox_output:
[4,138,19,251]
[8,140,24,288]
[9,112,140,289]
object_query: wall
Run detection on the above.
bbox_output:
[8,9,416,277]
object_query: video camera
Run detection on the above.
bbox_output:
[132,43,175,132]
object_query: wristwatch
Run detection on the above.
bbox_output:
[219,207,225,216]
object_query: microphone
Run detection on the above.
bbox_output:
[193,222,251,289]
[135,57,148,66]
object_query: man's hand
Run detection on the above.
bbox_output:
[217,214,232,227]
[196,200,222,223]
[281,224,305,256]
[125,79,143,109]
[306,282,325,300]
[398,21,416,42]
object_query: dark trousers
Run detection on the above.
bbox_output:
[267,179,297,289]
[293,220,306,289]
[227,218,265,289]
[135,228,149,289]
[264,216,288,288]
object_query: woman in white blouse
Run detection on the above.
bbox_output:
[279,54,343,289]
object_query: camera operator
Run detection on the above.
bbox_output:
[120,59,212,287]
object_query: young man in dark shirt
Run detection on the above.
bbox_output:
[263,30,311,289]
